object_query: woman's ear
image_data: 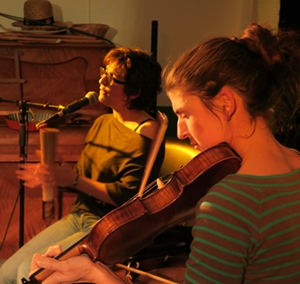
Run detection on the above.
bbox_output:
[217,87,236,121]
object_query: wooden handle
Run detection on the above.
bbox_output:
[40,128,59,166]
[39,128,59,219]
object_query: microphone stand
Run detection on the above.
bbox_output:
[18,101,27,248]
[0,97,63,247]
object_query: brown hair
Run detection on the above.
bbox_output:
[103,47,162,110]
[165,23,300,127]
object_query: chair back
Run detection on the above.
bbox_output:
[160,137,199,177]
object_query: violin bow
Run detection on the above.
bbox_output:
[138,111,168,197]
[116,263,180,284]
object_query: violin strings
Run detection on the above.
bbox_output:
[124,174,172,205]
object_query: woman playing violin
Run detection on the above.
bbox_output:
[29,23,300,283]
[0,47,164,284]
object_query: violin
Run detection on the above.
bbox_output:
[22,142,241,284]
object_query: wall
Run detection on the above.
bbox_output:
[257,0,280,28]
[0,0,281,137]
[0,0,280,107]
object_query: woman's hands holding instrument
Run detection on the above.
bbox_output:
[16,161,76,189]
[30,246,125,284]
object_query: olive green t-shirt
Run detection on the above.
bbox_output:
[70,114,164,217]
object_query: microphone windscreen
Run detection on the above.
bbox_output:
[85,91,98,105]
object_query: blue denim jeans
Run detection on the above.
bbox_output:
[0,212,99,284]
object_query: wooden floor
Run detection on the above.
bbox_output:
[0,120,88,260]
[0,162,76,260]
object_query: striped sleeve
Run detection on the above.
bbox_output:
[184,171,300,283]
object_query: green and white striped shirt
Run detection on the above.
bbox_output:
[185,168,300,283]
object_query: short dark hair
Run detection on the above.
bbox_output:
[103,47,162,110]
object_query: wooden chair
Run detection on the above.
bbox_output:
[159,137,199,176]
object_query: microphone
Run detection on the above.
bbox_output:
[36,91,98,128]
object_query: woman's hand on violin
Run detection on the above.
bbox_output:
[30,245,62,273]
[30,246,125,284]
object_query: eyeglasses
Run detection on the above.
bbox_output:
[100,67,127,86]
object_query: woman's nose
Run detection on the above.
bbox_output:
[99,75,108,85]
[177,120,188,140]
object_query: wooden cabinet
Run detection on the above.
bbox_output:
[0,38,113,159]
[0,39,113,117]
[0,38,113,162]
